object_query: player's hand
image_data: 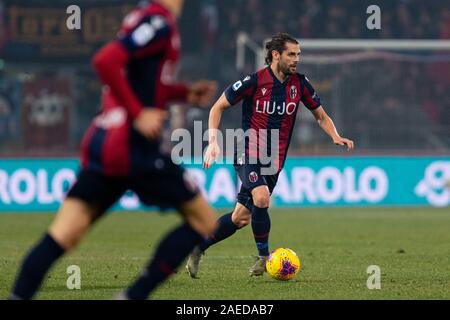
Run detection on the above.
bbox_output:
[133,108,168,140]
[203,142,221,169]
[333,137,354,151]
[187,80,217,107]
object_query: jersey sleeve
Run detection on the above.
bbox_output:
[92,41,144,119]
[224,73,257,106]
[300,74,322,110]
[91,14,172,120]
[118,14,172,57]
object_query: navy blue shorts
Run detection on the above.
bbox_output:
[67,158,198,219]
[234,164,279,211]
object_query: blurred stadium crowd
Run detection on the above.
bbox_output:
[0,0,449,156]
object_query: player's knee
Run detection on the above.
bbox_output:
[251,187,270,208]
[253,194,270,208]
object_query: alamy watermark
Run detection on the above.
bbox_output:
[66,5,81,30]
[366,5,381,30]
[366,265,381,289]
[66,265,81,290]
[171,121,280,175]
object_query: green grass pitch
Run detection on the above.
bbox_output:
[0,207,449,300]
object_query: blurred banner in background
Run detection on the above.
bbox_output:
[0,157,448,212]
[0,0,134,62]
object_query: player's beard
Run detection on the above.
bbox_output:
[280,61,296,76]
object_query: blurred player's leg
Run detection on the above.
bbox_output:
[203,203,252,250]
[249,185,271,276]
[48,198,99,249]
[9,198,99,300]
[10,169,124,300]
[185,246,204,279]
[186,203,251,278]
[124,194,217,299]
[178,192,218,237]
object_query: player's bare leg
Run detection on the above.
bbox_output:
[186,203,251,278]
[9,198,99,299]
[178,194,218,237]
[124,194,217,299]
[249,185,271,276]
[48,198,100,250]
[231,203,252,227]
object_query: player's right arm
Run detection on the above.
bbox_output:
[203,94,232,169]
[92,13,171,138]
[203,74,257,169]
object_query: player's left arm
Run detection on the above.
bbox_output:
[310,106,354,151]
[300,74,354,151]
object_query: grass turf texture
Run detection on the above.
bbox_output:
[0,207,449,300]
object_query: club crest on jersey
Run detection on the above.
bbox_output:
[249,171,259,183]
[290,85,298,99]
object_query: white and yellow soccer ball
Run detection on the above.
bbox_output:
[266,248,301,281]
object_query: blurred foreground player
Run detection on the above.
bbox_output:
[9,0,218,300]
[186,33,354,278]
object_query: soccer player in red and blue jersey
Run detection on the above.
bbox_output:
[9,0,218,300]
[186,33,354,277]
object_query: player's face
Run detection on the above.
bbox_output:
[278,42,301,75]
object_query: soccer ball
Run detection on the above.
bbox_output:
[266,248,300,281]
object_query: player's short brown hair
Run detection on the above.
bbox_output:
[265,33,299,65]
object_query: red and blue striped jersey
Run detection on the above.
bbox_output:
[80,2,189,176]
[224,67,322,173]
